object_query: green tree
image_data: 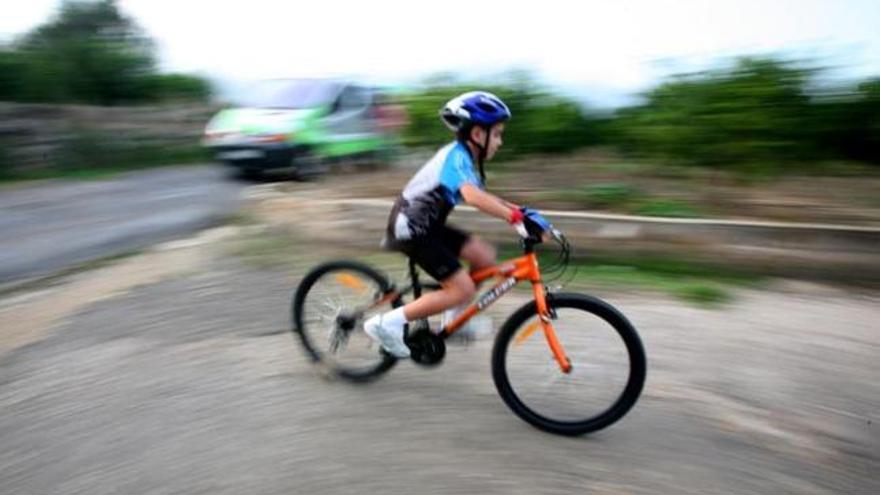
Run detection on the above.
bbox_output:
[3,0,210,104]
[18,0,156,104]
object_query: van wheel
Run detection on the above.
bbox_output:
[291,150,327,181]
[227,165,262,182]
[361,150,388,170]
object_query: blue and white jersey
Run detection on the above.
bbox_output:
[388,141,482,241]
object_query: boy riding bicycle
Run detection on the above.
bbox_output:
[365,91,547,358]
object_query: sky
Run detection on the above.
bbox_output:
[3,0,879,107]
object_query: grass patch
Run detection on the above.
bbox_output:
[221,211,262,227]
[591,161,656,175]
[498,245,759,307]
[549,183,637,209]
[565,262,744,307]
[673,283,730,305]
[631,198,702,218]
[538,181,706,218]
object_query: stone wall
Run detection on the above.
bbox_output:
[0,102,219,171]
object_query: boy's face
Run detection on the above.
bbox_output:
[471,123,505,160]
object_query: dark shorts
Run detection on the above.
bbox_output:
[397,225,470,281]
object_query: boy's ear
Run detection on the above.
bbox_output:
[469,126,486,142]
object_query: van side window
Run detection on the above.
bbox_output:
[334,87,369,113]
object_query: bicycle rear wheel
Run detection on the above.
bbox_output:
[492,293,646,435]
[292,260,400,382]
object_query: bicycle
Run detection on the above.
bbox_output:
[291,220,646,436]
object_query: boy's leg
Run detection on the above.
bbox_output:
[364,269,475,358]
[459,235,497,272]
[402,269,475,320]
[440,231,496,339]
[364,237,471,357]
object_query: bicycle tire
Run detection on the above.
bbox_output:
[292,260,400,382]
[492,293,646,435]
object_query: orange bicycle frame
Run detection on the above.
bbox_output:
[440,252,572,373]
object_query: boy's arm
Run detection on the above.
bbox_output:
[500,198,521,210]
[460,184,519,222]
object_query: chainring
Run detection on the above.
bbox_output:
[405,322,446,367]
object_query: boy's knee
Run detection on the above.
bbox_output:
[462,236,496,269]
[456,277,477,302]
[445,272,476,303]
[483,242,497,264]
[464,281,478,300]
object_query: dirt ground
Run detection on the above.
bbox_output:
[2,187,878,494]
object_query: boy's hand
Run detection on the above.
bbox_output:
[512,221,529,238]
[520,207,553,237]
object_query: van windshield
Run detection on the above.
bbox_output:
[244,80,341,109]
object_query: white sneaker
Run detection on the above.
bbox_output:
[364,314,411,358]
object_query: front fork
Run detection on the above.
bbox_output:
[532,282,572,374]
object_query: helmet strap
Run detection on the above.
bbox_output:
[478,128,490,184]
[463,125,490,184]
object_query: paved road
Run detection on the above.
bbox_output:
[0,165,243,284]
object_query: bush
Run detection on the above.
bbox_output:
[610,57,880,167]
[140,74,212,103]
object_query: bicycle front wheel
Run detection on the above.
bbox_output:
[492,293,646,435]
[292,260,400,382]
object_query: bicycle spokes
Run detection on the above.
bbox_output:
[511,319,572,373]
[494,296,645,433]
[334,272,369,293]
[514,321,541,346]
[294,262,398,379]
[327,318,348,354]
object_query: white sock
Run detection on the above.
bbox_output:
[450,300,469,316]
[442,300,470,327]
[381,307,408,333]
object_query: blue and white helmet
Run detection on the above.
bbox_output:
[440,91,511,132]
